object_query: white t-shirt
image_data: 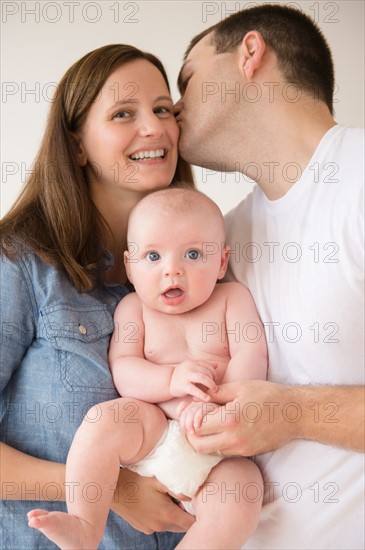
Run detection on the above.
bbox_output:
[225,125,364,549]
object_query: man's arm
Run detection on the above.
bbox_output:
[186,381,365,455]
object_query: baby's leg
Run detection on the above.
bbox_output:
[176,457,263,550]
[28,398,167,550]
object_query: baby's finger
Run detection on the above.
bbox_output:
[181,406,196,433]
[193,406,205,430]
[191,372,217,392]
[176,400,191,418]
[186,382,211,402]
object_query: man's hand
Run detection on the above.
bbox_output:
[170,360,218,401]
[111,468,195,534]
[185,381,365,456]
[185,381,296,456]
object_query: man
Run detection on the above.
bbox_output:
[175,4,364,549]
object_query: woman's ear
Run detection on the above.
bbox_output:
[71,133,87,166]
[237,31,266,81]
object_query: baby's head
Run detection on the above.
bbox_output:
[125,188,230,314]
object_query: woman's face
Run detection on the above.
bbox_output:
[77,59,179,196]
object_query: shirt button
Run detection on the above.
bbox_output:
[78,324,87,335]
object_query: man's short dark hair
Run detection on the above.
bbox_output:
[184,4,334,113]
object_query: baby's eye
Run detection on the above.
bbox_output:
[146,251,161,262]
[185,249,201,260]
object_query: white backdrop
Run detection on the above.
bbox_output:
[1,0,364,215]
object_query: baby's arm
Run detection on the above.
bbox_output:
[222,282,268,384]
[180,282,267,432]
[109,293,217,403]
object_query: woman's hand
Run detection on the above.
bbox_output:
[111,468,195,534]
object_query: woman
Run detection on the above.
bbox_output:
[0,44,194,549]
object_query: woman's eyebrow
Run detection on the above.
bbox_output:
[154,95,173,103]
[109,96,172,107]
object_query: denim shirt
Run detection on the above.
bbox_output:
[0,247,183,549]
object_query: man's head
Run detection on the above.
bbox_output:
[125,188,230,314]
[176,4,334,168]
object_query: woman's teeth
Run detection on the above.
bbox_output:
[130,149,165,160]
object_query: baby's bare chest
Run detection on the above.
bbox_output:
[143,305,230,366]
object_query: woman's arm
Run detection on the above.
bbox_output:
[0,442,65,501]
[1,442,194,532]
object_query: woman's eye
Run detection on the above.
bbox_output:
[186,249,201,260]
[147,251,161,262]
[154,106,172,116]
[113,111,131,119]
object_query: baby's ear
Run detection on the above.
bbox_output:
[218,244,230,280]
[124,250,133,282]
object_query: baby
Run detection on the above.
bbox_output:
[28,188,268,549]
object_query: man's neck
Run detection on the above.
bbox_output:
[240,101,336,200]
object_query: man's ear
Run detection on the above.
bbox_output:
[71,133,87,166]
[218,244,231,280]
[124,250,133,282]
[237,31,266,81]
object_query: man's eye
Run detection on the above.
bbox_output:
[186,249,201,260]
[178,75,191,95]
[147,251,160,262]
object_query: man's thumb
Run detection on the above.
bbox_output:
[210,382,238,404]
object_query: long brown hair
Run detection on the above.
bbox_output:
[1,44,194,291]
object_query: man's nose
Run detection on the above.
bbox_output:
[173,99,182,118]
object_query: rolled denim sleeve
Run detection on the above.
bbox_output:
[0,253,36,395]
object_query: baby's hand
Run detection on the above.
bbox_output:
[170,360,218,401]
[178,400,220,433]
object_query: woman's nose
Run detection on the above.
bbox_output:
[138,113,164,138]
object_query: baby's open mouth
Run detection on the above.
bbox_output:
[163,287,184,298]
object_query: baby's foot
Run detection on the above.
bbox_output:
[27,509,100,550]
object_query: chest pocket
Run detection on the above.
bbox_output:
[40,305,117,394]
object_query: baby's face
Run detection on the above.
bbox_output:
[125,209,229,314]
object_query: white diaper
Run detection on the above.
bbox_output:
[127,419,222,499]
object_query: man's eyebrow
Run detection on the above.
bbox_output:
[177,61,191,93]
